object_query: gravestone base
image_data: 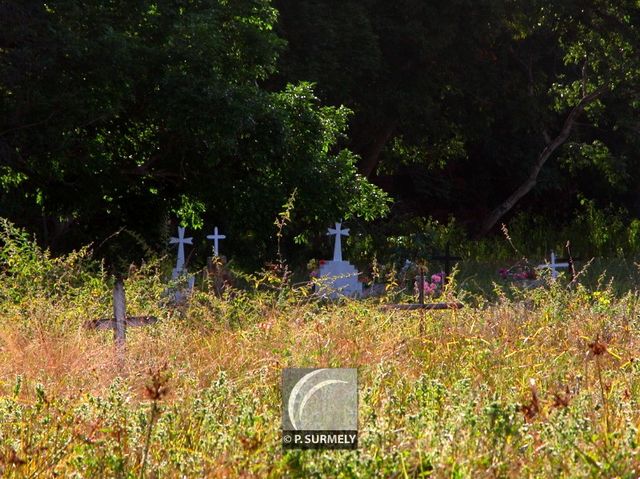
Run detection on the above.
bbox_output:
[315,260,363,299]
[206,256,233,296]
[169,268,195,303]
[362,283,387,298]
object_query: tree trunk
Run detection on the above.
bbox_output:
[357,121,397,178]
[480,86,607,235]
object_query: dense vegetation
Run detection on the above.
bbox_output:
[1,218,640,477]
[2,0,640,269]
[3,3,640,477]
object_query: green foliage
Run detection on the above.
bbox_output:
[275,0,640,242]
[562,140,629,188]
[0,218,101,304]
[575,197,628,257]
[0,0,388,271]
[3,0,640,267]
[348,215,466,272]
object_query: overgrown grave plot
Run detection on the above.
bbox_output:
[314,222,363,298]
[205,255,234,297]
[498,259,542,289]
[85,278,158,371]
[165,224,236,301]
[382,243,464,311]
[497,250,581,291]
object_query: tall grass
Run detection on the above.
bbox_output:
[1,220,640,477]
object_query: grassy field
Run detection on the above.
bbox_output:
[1,225,640,477]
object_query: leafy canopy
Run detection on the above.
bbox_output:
[0,0,389,270]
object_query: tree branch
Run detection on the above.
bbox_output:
[0,112,56,137]
[480,85,608,235]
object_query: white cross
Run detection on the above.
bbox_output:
[537,251,569,279]
[169,226,193,271]
[206,226,226,257]
[327,222,349,262]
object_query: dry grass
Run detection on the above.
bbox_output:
[1,222,640,477]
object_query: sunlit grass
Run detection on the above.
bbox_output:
[1,221,640,477]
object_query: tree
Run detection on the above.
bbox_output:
[480,0,640,234]
[0,0,389,269]
[274,0,640,239]
[274,0,506,179]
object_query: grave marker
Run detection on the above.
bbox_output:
[430,243,461,284]
[315,222,362,298]
[418,268,425,306]
[537,251,569,279]
[85,280,158,370]
[169,226,192,273]
[381,249,463,311]
[327,222,349,262]
[206,226,226,257]
[169,226,195,299]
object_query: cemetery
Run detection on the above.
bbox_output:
[2,216,639,476]
[2,1,640,477]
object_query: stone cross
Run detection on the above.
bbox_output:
[170,226,192,271]
[327,222,349,262]
[537,251,569,279]
[206,226,226,257]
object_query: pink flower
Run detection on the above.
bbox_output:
[431,274,442,283]
[415,281,435,295]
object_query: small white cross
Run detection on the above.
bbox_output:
[537,251,569,279]
[327,222,349,262]
[206,226,226,257]
[169,226,193,271]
